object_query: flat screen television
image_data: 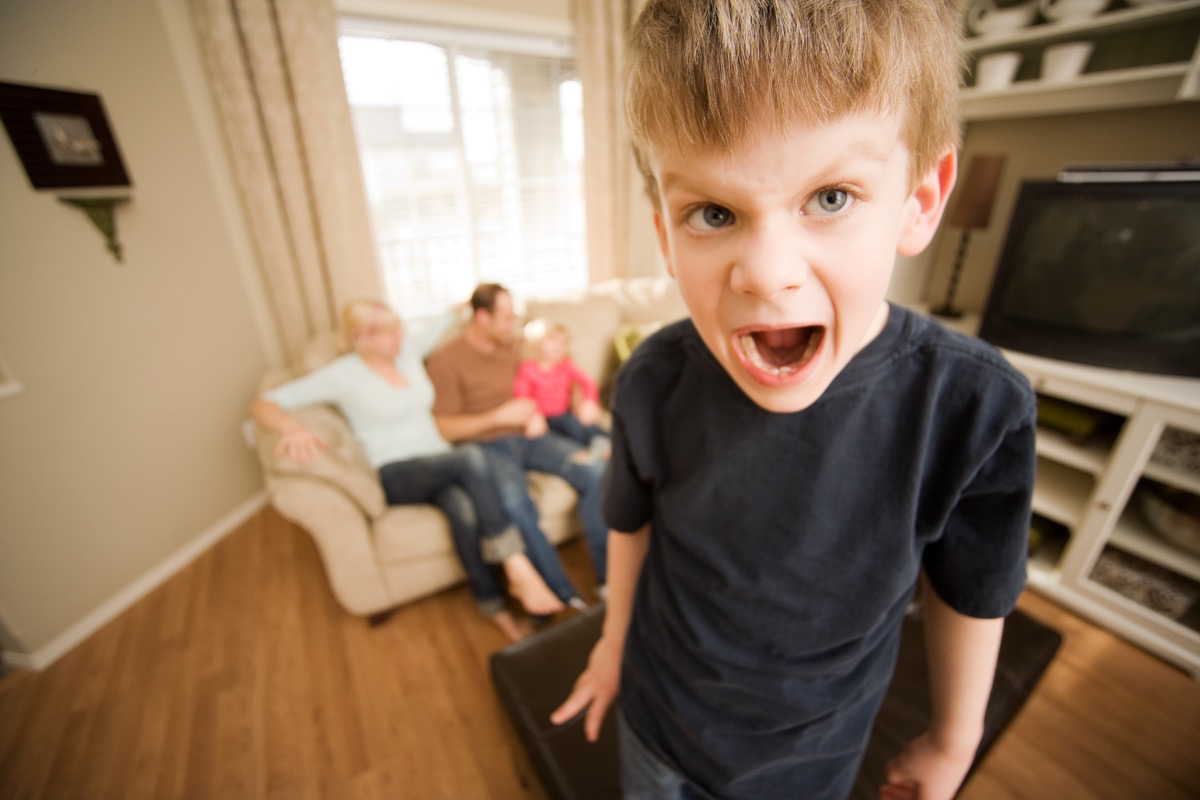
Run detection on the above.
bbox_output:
[977,178,1200,378]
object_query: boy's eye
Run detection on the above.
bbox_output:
[806,188,853,216]
[687,203,734,230]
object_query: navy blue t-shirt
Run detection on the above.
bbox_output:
[604,305,1035,799]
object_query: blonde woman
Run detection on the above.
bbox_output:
[252,299,568,641]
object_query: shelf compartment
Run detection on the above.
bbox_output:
[1111,494,1200,583]
[1036,426,1111,475]
[964,0,1200,54]
[1029,513,1070,577]
[1145,426,1200,495]
[1087,545,1200,634]
[1033,392,1123,475]
[962,62,1190,120]
[1032,458,1094,528]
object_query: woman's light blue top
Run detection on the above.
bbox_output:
[265,312,458,468]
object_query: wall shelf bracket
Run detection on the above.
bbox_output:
[58,195,129,262]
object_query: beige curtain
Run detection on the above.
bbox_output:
[188,0,382,363]
[571,0,661,281]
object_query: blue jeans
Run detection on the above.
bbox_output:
[479,433,609,589]
[547,412,608,448]
[377,445,518,615]
[619,712,717,800]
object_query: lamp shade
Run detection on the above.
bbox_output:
[947,154,1006,230]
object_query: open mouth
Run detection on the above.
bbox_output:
[738,326,825,379]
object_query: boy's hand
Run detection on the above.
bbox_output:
[881,731,976,800]
[549,634,623,742]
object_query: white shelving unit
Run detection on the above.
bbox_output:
[961,0,1200,120]
[1005,349,1200,678]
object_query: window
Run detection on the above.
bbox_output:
[338,19,587,320]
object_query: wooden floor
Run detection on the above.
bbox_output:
[2,506,1198,799]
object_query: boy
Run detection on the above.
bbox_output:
[550,2,1036,799]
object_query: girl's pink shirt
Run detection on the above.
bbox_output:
[513,359,599,417]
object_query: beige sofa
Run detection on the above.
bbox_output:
[254,277,689,618]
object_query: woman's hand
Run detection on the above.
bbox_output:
[275,425,328,466]
[549,634,624,742]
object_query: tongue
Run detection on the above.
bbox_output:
[759,328,807,350]
[753,328,813,367]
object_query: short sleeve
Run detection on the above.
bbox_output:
[602,365,656,534]
[922,415,1036,618]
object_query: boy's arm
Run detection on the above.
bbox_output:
[882,577,1005,800]
[550,523,650,741]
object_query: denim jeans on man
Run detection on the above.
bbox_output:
[377,444,522,615]
[479,432,609,591]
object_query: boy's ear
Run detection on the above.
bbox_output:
[653,210,676,279]
[897,148,958,257]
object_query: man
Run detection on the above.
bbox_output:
[426,284,609,602]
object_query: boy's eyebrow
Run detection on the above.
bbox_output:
[658,140,897,198]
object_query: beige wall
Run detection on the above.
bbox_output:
[924,103,1200,316]
[0,0,272,661]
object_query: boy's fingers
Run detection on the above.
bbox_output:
[550,684,594,726]
[879,779,918,800]
[584,694,613,742]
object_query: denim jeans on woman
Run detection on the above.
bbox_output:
[377,444,523,615]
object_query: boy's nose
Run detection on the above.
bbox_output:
[730,231,806,299]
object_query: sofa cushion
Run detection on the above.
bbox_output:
[373,504,457,562]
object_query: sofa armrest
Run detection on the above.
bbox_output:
[255,405,386,518]
[269,475,395,616]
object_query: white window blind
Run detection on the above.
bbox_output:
[338,20,588,320]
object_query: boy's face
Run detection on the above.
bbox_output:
[649,111,954,413]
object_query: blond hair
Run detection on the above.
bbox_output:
[340,299,399,353]
[625,0,964,202]
[522,318,569,360]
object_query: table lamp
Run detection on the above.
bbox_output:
[931,153,1006,319]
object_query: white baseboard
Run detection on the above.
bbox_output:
[1,491,269,672]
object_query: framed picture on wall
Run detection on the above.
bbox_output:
[0,81,131,190]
